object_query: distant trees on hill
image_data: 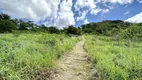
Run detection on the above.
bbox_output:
[0,14,17,33]
[63,25,81,35]
[0,13,142,39]
[80,20,132,35]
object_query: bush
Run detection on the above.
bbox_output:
[48,26,60,34]
[122,25,142,40]
[64,25,81,35]
[0,19,17,33]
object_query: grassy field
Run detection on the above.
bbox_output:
[84,35,142,80]
[1,33,142,80]
[0,32,79,80]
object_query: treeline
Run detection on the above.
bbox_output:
[80,20,142,40]
[0,13,142,39]
[0,13,81,35]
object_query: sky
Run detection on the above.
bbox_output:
[0,0,142,29]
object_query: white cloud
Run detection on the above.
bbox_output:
[54,0,75,29]
[84,19,89,24]
[90,8,102,15]
[102,9,110,14]
[124,11,130,15]
[0,0,60,22]
[74,0,96,11]
[96,0,133,4]
[137,0,142,3]
[125,12,142,23]
[74,0,132,22]
[0,0,75,29]
[74,0,98,22]
[76,10,88,21]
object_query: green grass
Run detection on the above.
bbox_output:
[0,32,79,80]
[84,35,142,80]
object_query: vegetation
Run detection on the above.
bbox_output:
[0,13,142,79]
[0,13,141,37]
[63,25,81,35]
[84,35,142,80]
[0,14,17,33]
[0,33,79,79]
[82,20,142,80]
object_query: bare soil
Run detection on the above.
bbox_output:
[52,39,94,80]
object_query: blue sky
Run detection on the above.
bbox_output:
[73,0,142,27]
[0,0,142,28]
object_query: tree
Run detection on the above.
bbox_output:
[0,13,11,20]
[123,24,142,39]
[0,19,17,33]
[19,20,34,30]
[19,22,28,30]
[64,25,81,35]
[48,26,60,34]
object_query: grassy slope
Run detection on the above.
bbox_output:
[0,33,79,80]
[84,35,142,80]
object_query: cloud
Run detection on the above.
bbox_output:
[96,0,133,4]
[0,0,60,22]
[74,0,99,22]
[76,10,88,21]
[0,0,75,29]
[90,8,110,15]
[54,0,75,29]
[74,0,132,22]
[125,12,142,23]
[0,0,138,28]
[137,0,142,3]
[83,19,89,24]
[90,8,102,15]
[102,9,110,14]
[124,11,130,15]
[74,0,96,11]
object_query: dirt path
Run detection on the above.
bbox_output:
[51,37,94,80]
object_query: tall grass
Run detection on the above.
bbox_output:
[84,35,142,80]
[0,32,79,80]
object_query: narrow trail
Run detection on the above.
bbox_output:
[51,37,94,80]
